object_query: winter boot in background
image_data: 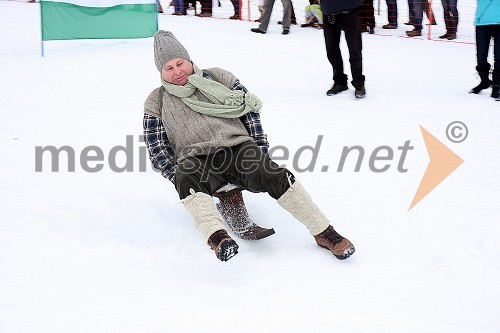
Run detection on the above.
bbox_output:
[470,65,491,94]
[355,85,366,98]
[326,75,348,95]
[326,84,348,95]
[491,71,500,101]
[406,28,422,37]
[215,188,275,240]
[277,181,355,260]
[183,190,238,261]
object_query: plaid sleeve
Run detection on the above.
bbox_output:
[143,114,177,183]
[232,80,270,154]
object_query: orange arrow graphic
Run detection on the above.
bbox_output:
[409,126,464,210]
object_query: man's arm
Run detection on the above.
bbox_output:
[143,114,177,183]
[232,79,270,154]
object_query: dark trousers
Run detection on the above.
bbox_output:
[200,0,212,14]
[360,0,375,29]
[323,9,365,88]
[175,141,293,200]
[231,0,240,17]
[441,0,458,33]
[386,0,398,25]
[408,0,424,31]
[476,25,500,74]
[173,0,186,14]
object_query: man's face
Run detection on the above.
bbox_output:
[161,58,193,85]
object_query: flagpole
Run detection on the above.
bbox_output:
[39,0,45,57]
[156,0,159,31]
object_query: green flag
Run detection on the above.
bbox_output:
[41,0,158,41]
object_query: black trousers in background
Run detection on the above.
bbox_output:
[476,25,500,74]
[200,0,212,14]
[323,9,365,88]
[175,141,294,200]
[360,0,375,29]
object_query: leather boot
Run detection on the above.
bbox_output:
[208,230,239,262]
[314,226,355,260]
[215,188,275,240]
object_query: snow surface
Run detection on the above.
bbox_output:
[1,1,500,333]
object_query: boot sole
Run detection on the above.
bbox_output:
[318,244,355,260]
[240,227,275,240]
[217,239,239,262]
[334,246,355,260]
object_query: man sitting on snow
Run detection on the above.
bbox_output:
[143,30,355,262]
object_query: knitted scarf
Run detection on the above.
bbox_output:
[162,65,262,118]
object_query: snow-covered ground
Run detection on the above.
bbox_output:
[1,1,499,332]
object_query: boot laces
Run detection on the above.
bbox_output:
[321,226,344,245]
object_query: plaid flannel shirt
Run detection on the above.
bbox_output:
[143,73,269,183]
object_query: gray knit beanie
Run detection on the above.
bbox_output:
[154,30,191,72]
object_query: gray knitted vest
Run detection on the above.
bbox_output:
[143,67,252,163]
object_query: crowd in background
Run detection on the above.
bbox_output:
[157,0,498,100]
[157,0,461,40]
